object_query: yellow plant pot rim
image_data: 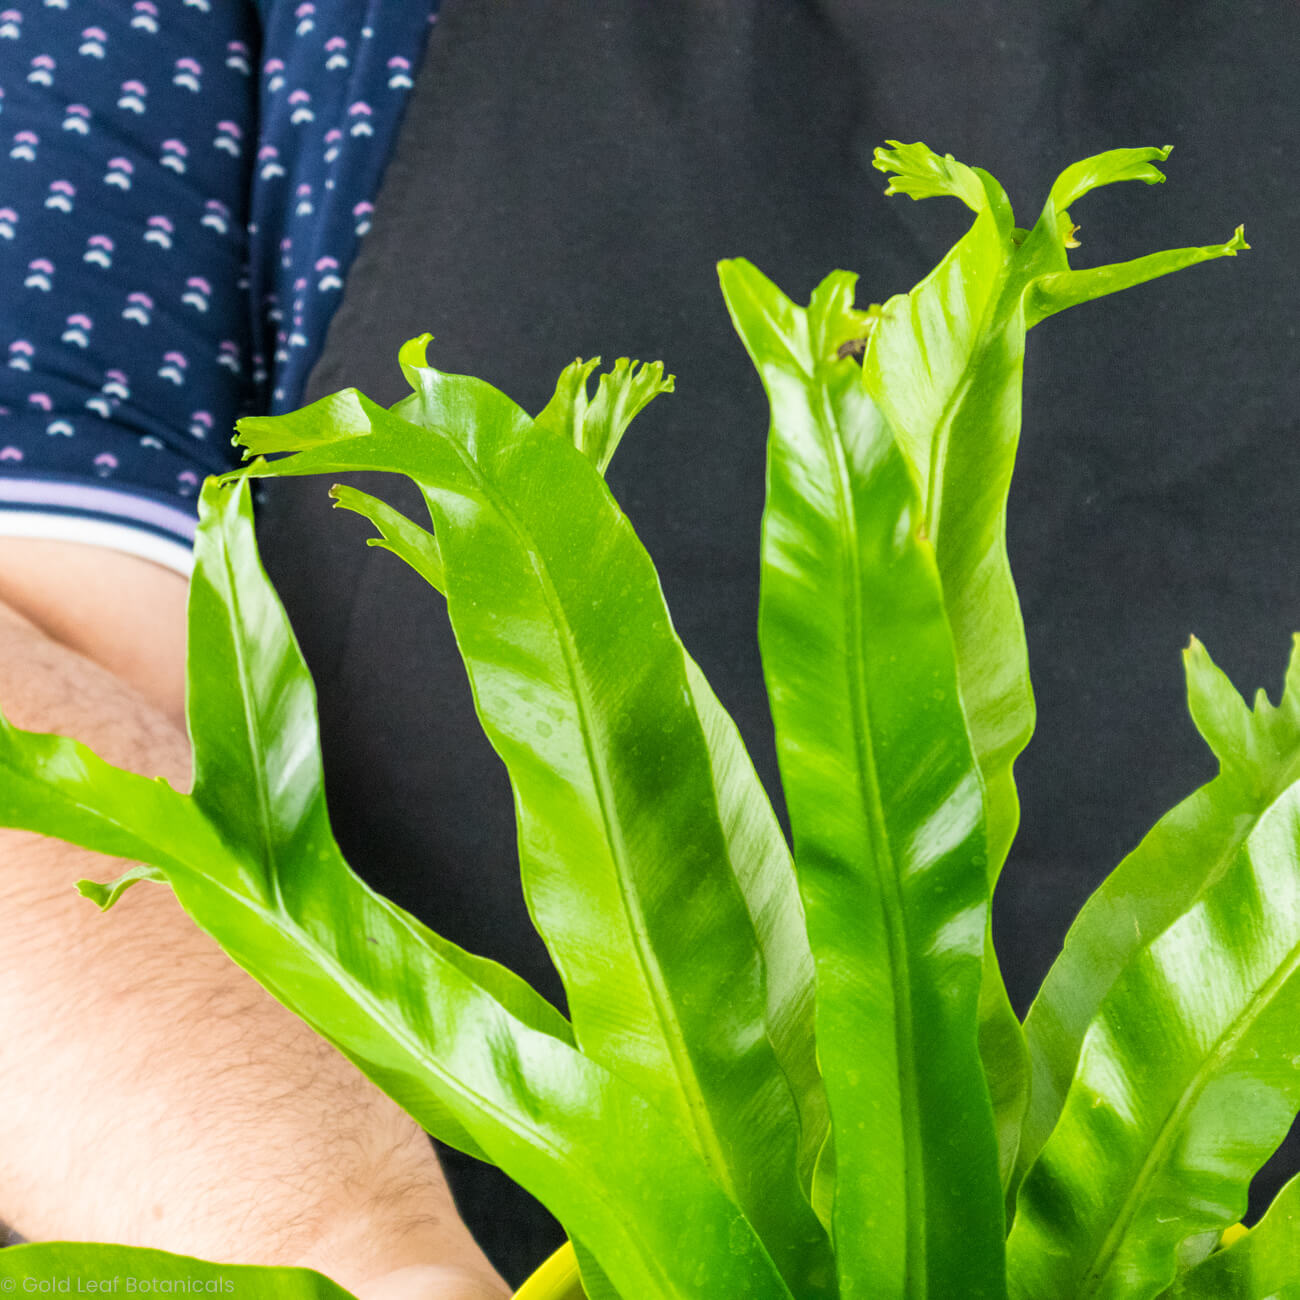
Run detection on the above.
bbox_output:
[514,1241,580,1299]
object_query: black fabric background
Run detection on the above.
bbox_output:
[255,1,1300,1285]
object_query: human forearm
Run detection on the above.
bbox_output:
[0,592,506,1297]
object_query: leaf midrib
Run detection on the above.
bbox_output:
[428,434,740,1197]
[811,367,927,1290]
[1079,907,1300,1294]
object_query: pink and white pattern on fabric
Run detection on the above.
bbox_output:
[0,0,439,572]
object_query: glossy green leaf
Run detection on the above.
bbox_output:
[79,860,168,906]
[721,256,1005,1298]
[863,141,1026,877]
[534,355,602,449]
[232,384,374,451]
[1158,1173,1300,1299]
[1018,638,1300,1191]
[1007,774,1300,1299]
[582,357,674,473]
[681,651,828,1195]
[534,350,675,473]
[237,353,831,1296]
[862,145,1030,1184]
[865,142,1248,1181]
[328,482,445,591]
[0,1241,355,1296]
[0,477,796,1300]
[326,370,828,1201]
[866,145,1248,842]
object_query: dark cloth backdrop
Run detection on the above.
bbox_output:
[255,1,1300,1284]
